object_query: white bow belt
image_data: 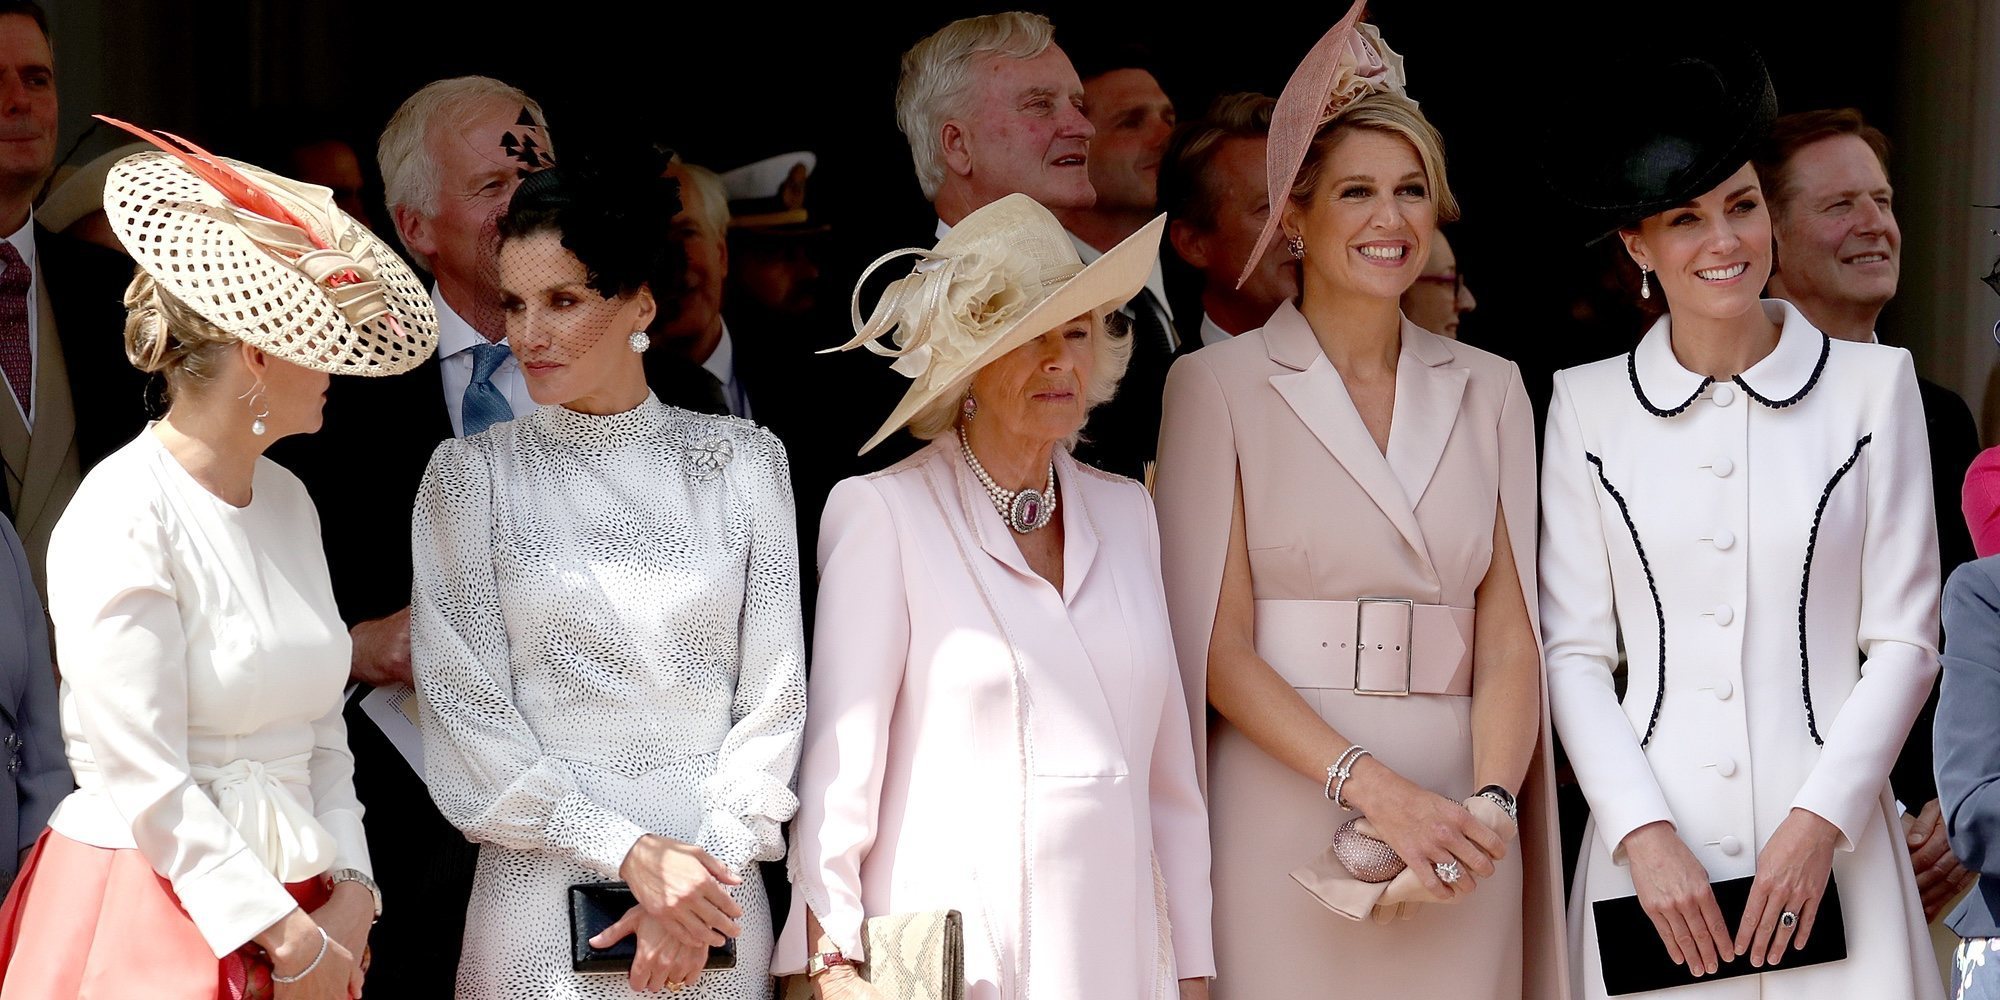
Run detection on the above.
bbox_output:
[190,752,336,883]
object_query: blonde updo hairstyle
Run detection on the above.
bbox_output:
[122,269,240,403]
[1287,91,1459,223]
[903,309,1133,449]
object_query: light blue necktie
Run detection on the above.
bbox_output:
[461,342,515,436]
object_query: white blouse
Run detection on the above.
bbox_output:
[44,428,367,957]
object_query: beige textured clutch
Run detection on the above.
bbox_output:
[783,910,966,1000]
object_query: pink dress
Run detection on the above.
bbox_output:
[1154,302,1568,999]
[775,441,1213,999]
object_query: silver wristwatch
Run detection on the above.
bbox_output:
[329,867,383,921]
[1475,784,1519,822]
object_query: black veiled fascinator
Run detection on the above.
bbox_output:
[498,142,685,301]
[1540,43,1777,245]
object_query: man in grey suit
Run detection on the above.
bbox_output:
[1935,555,2000,997]
[0,513,65,894]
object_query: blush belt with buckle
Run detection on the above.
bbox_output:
[1252,598,1476,696]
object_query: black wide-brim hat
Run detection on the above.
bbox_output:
[1543,43,1777,245]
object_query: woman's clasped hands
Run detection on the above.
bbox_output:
[592,834,744,993]
[1342,759,1511,921]
[1622,809,1840,978]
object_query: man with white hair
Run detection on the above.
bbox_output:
[898,11,1095,232]
[266,74,554,1000]
[893,13,1175,478]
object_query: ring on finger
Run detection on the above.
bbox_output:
[1433,859,1463,884]
[1778,910,1797,929]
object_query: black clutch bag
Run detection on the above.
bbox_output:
[1591,873,1846,995]
[569,882,738,975]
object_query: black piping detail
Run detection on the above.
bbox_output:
[1798,434,1871,746]
[1587,452,1668,747]
[1627,331,1833,418]
[1627,349,1713,417]
[1734,333,1831,409]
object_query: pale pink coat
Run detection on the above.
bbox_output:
[774,440,1215,999]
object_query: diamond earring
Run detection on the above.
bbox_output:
[961,391,978,422]
[1288,234,1307,259]
[1639,264,1652,301]
[628,330,650,353]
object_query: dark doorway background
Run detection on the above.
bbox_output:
[56,1,1910,420]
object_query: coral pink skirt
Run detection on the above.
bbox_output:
[0,830,330,1000]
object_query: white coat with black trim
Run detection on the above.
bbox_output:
[1540,298,1941,999]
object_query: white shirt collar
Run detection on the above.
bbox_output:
[701,320,735,386]
[1199,312,1235,347]
[935,216,951,241]
[433,285,489,358]
[4,212,37,270]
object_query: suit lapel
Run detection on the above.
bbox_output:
[1262,303,1431,567]
[14,274,79,533]
[1053,451,1098,606]
[952,442,1041,584]
[1384,322,1468,511]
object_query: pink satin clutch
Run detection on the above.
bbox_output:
[1330,818,1406,883]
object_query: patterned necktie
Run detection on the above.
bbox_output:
[0,243,31,418]
[461,341,515,436]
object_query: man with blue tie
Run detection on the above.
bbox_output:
[264,75,554,999]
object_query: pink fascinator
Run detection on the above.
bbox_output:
[1240,0,1409,288]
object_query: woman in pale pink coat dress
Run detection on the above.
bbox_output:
[1152,7,1566,998]
[774,195,1213,1000]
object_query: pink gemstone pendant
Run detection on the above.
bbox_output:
[1009,489,1046,533]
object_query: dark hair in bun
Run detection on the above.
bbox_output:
[497,143,685,312]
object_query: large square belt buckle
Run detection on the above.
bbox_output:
[1352,597,1416,696]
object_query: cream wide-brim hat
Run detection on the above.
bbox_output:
[839,193,1164,454]
[103,150,438,376]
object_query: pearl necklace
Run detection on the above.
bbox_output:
[958,425,1057,534]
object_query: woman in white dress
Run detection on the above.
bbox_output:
[0,135,437,999]
[412,151,807,999]
[1539,46,1941,998]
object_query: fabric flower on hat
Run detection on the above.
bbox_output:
[841,247,1035,385]
[1319,23,1407,124]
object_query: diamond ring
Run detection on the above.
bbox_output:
[1779,910,1798,929]
[1433,860,1463,884]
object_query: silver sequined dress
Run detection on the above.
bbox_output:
[412,394,806,999]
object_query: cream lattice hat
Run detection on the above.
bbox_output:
[831,193,1163,454]
[99,117,437,376]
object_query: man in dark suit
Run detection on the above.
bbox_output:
[0,1,147,592]
[1757,107,1983,924]
[266,75,554,999]
[1160,92,1298,350]
[1053,42,1188,480]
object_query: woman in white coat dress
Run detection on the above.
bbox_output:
[1538,47,1941,999]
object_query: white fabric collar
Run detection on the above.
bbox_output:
[701,320,735,385]
[1628,298,1830,417]
[433,286,490,358]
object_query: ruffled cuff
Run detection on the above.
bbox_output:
[547,792,648,878]
[696,811,780,874]
[698,772,797,872]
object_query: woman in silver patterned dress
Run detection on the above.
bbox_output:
[412,152,807,999]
